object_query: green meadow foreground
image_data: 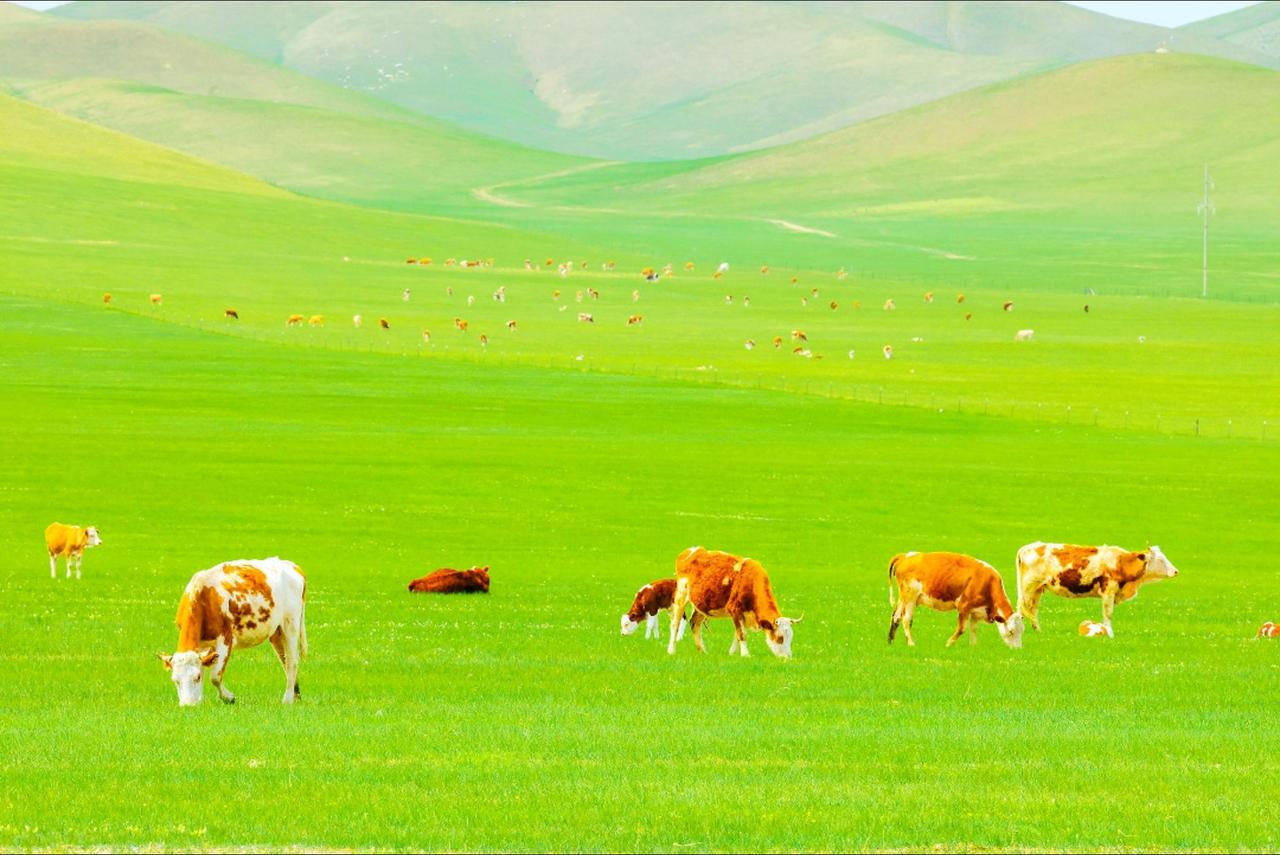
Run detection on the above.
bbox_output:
[1,78,1279,852]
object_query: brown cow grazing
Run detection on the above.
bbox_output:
[45,522,102,579]
[744,339,756,351]
[406,258,417,264]
[1084,304,1090,313]
[772,336,783,349]
[1003,301,1014,312]
[685,262,695,271]
[888,551,1024,648]
[479,334,489,347]
[668,546,801,657]
[627,314,643,326]
[308,315,324,327]
[1016,542,1180,634]
[791,277,798,285]
[830,301,838,310]
[422,329,431,343]
[419,258,432,266]
[924,292,935,303]
[286,314,304,326]
[578,312,594,323]
[103,293,112,304]
[760,265,770,274]
[379,318,390,330]
[454,317,468,332]
[225,309,239,320]
[791,330,807,342]
[506,320,518,331]
[957,294,966,304]
[621,578,688,640]
[964,313,972,321]
[150,294,163,305]
[1257,622,1279,639]
[408,566,490,593]
[1079,620,1113,638]
[883,299,896,311]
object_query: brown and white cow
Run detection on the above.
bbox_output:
[408,566,490,594]
[887,551,1024,648]
[1016,542,1180,633]
[668,546,801,657]
[45,522,102,579]
[158,557,307,706]
[620,578,687,640]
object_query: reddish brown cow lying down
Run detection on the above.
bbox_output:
[408,566,490,593]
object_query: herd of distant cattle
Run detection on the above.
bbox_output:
[43,520,1275,708]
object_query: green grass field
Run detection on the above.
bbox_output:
[1,42,1279,854]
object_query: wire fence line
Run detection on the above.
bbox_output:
[159,313,1279,442]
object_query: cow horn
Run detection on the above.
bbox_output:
[789,614,804,624]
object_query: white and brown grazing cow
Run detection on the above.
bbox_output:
[1258,622,1279,639]
[1016,542,1180,633]
[621,578,688,640]
[888,551,1024,648]
[668,546,800,657]
[45,522,102,579]
[158,557,307,706]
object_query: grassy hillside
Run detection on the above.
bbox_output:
[0,6,589,214]
[52,0,1280,160]
[1182,0,1280,58]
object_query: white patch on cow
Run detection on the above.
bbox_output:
[999,613,1025,648]
[170,651,205,707]
[644,613,658,638]
[620,614,639,636]
[765,617,796,659]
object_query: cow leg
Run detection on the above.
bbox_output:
[733,618,749,657]
[667,580,690,655]
[969,617,979,646]
[690,612,707,653]
[900,599,918,647]
[74,554,82,579]
[946,610,968,648]
[49,554,57,578]
[270,630,300,699]
[644,613,657,639]
[888,599,906,644]
[210,639,235,704]
[676,607,688,642]
[1021,585,1045,631]
[65,555,73,579]
[281,626,300,704]
[1100,588,1117,633]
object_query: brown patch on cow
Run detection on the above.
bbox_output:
[175,585,230,652]
[221,565,276,606]
[408,566,490,593]
[675,550,785,640]
[1055,568,1102,595]
[626,579,678,622]
[1052,545,1098,575]
[1034,543,1046,557]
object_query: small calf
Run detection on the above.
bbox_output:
[1257,622,1279,639]
[225,308,239,320]
[408,566,490,594]
[1079,620,1113,638]
[621,578,688,640]
[379,318,390,330]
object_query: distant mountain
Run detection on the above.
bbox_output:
[52,1,1280,160]
[1181,0,1280,59]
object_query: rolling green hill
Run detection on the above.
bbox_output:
[1182,0,1280,59]
[53,0,1280,160]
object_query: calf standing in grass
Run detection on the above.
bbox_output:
[621,578,688,640]
[45,522,102,579]
[888,551,1024,648]
[668,546,801,658]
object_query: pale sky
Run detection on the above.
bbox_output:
[4,0,1268,27]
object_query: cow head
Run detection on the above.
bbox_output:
[762,616,802,658]
[85,527,102,547]
[997,613,1025,649]
[157,649,217,706]
[620,613,641,636]
[1142,545,1179,580]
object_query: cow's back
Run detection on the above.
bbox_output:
[676,547,760,615]
[45,523,80,556]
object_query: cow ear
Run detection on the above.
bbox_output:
[759,619,774,632]
[157,653,173,670]
[199,649,219,667]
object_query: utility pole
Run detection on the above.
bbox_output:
[1197,163,1214,298]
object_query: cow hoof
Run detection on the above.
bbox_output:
[221,696,236,705]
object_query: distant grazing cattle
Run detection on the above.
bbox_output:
[454,318,468,332]
[744,339,755,350]
[852,300,861,309]
[588,288,599,300]
[408,566,490,594]
[642,267,656,281]
[712,271,722,280]
[445,258,457,266]
[225,309,239,320]
[463,260,481,268]
[578,312,594,323]
[957,294,965,303]
[621,578,688,640]
[308,315,324,327]
[668,546,801,657]
[725,295,733,304]
[422,329,431,343]
[479,334,488,347]
[553,290,561,300]
[467,295,476,306]
[545,258,555,267]
[406,258,417,264]
[1084,304,1090,313]
[558,264,568,278]
[848,350,856,359]
[717,262,729,274]
[1016,542,1180,634]
[964,313,972,321]
[743,296,750,307]
[605,260,615,271]
[353,314,363,328]
[883,344,893,360]
[1079,620,1113,638]
[811,288,819,298]
[44,522,102,579]
[380,318,390,330]
[1003,301,1014,312]
[493,287,506,303]
[924,292,934,303]
[791,277,798,285]
[888,551,1024,648]
[883,299,895,311]
[447,287,453,296]
[418,258,431,266]
[760,265,770,274]
[801,297,808,306]
[157,556,306,706]
[1138,335,1146,344]
[685,262,695,271]
[506,320,517,331]
[662,264,673,276]
[403,289,411,302]
[911,336,924,343]
[575,290,584,303]
[286,314,304,326]
[627,314,642,326]
[103,293,112,304]
[150,294,163,305]
[772,336,783,349]
[525,259,533,270]
[837,267,848,280]
[791,330,807,342]
[793,347,812,358]
[1015,329,1034,342]
[830,301,838,310]
[1258,622,1279,639]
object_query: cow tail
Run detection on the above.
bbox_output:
[299,579,308,659]
[888,554,904,607]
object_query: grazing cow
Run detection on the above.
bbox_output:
[454,318,468,332]
[545,258,555,267]
[553,290,561,300]
[887,551,1024,648]
[791,277,798,285]
[685,262,695,271]
[760,265,770,274]
[791,330,807,342]
[447,287,454,297]
[622,578,688,640]
[1137,335,1146,344]
[911,336,924,343]
[558,264,568,278]
[479,334,489,347]
[725,294,733,304]
[1079,620,1113,638]
[852,300,861,309]
[830,301,838,310]
[811,288,819,298]
[403,289,411,302]
[632,290,640,302]
[158,557,307,706]
[103,293,112,304]
[662,264,673,276]
[743,296,750,307]
[1015,329,1035,342]
[225,309,239,320]
[772,336,783,349]
[408,566,490,593]
[419,258,432,266]
[308,315,324,327]
[627,314,643,326]
[848,350,856,359]
[957,294,965,304]
[793,347,812,358]
[883,299,895,311]
[406,258,417,264]
[668,546,801,657]
[924,292,935,303]
[44,522,102,579]
[717,262,730,275]
[1258,622,1279,639]
[883,344,893,360]
[1016,542,1180,633]
[589,288,599,300]
[525,259,533,270]
[1003,301,1014,312]
[493,287,507,303]
[744,339,755,350]
[467,295,476,306]
[379,318,390,330]
[286,314,304,326]
[801,297,808,307]
[1084,304,1090,313]
[353,314,363,328]
[445,258,457,266]
[837,267,848,280]
[150,294,163,306]
[605,260,616,271]
[575,290,584,303]
[506,320,518,331]
[578,312,594,323]
[964,313,972,321]
[422,329,431,343]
